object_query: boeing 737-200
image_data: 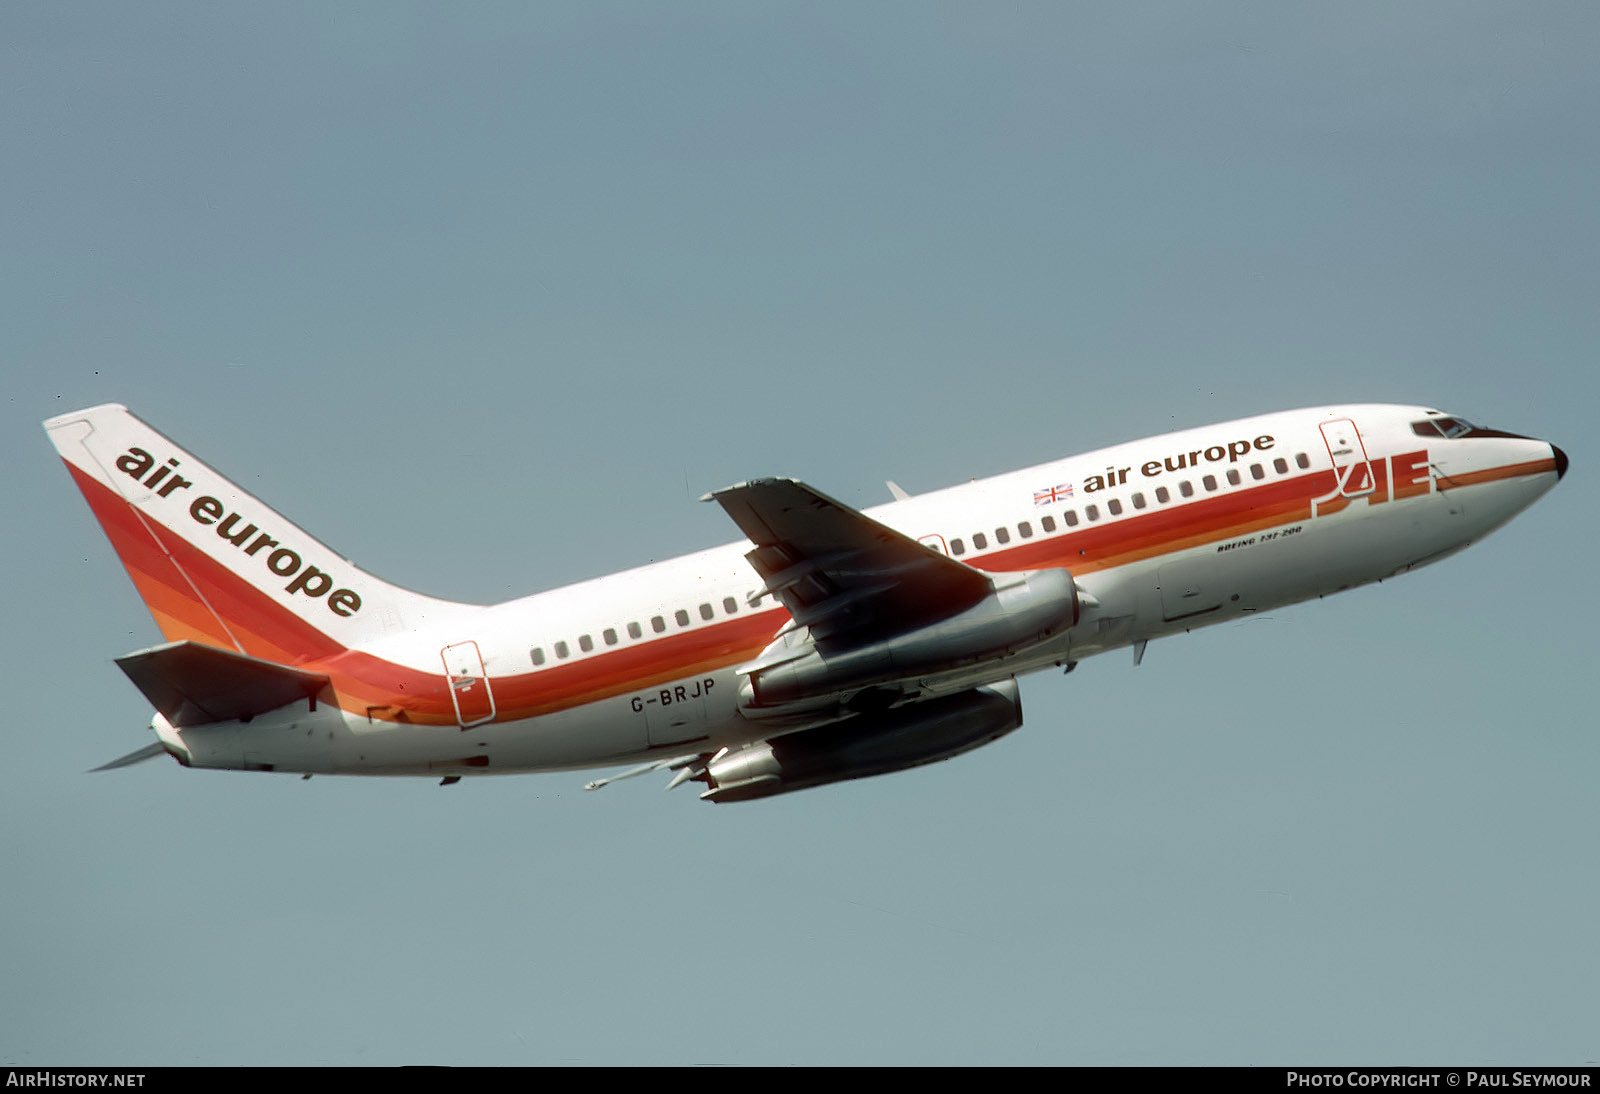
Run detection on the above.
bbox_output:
[45,402,1565,802]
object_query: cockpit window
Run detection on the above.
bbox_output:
[1412,416,1477,439]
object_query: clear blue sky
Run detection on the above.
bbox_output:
[3,1,1595,1065]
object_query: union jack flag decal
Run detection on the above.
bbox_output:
[1033,483,1074,506]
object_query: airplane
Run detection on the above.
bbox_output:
[45,402,1566,802]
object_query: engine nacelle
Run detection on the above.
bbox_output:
[741,568,1078,710]
[698,679,1023,803]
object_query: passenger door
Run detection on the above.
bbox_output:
[441,640,496,728]
[1320,418,1375,497]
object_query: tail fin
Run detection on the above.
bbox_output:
[45,404,478,663]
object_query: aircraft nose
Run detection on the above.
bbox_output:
[1552,444,1568,480]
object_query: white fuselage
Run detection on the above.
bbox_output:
[150,403,1561,779]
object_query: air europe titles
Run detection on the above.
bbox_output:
[113,446,362,617]
[1081,434,1276,492]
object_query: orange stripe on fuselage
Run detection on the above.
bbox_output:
[321,610,789,726]
[958,468,1331,576]
[69,453,1552,726]
[319,465,1340,723]
[1435,457,1556,491]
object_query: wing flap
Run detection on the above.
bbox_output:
[115,641,331,727]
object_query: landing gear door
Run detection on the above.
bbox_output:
[441,640,496,729]
[1320,418,1375,497]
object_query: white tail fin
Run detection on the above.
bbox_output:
[45,404,479,663]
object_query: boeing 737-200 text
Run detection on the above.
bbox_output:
[45,402,1565,802]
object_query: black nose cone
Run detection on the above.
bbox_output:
[1553,445,1568,480]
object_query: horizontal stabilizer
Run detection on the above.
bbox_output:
[89,742,170,772]
[115,641,330,727]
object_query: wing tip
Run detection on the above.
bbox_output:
[700,477,800,503]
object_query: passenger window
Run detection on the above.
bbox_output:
[1180,480,1194,498]
[1064,510,1079,527]
[1018,522,1033,539]
[723,597,738,614]
[1107,498,1123,516]
[603,628,617,646]
[951,537,965,556]
[1085,504,1100,521]
[1155,486,1170,504]
[699,603,714,621]
[973,533,988,550]
[555,640,570,659]
[1131,492,1146,510]
[530,647,545,666]
[578,634,593,653]
[1296,452,1311,469]
[628,621,642,640]
[1041,515,1056,533]
[1203,475,1217,492]
[1227,469,1241,486]
[1250,463,1265,480]
[651,616,666,634]
[1274,457,1288,474]
[675,609,691,627]
[995,527,1010,545]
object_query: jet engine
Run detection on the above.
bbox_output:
[696,679,1023,803]
[740,568,1078,710]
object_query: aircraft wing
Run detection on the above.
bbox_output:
[703,478,993,649]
